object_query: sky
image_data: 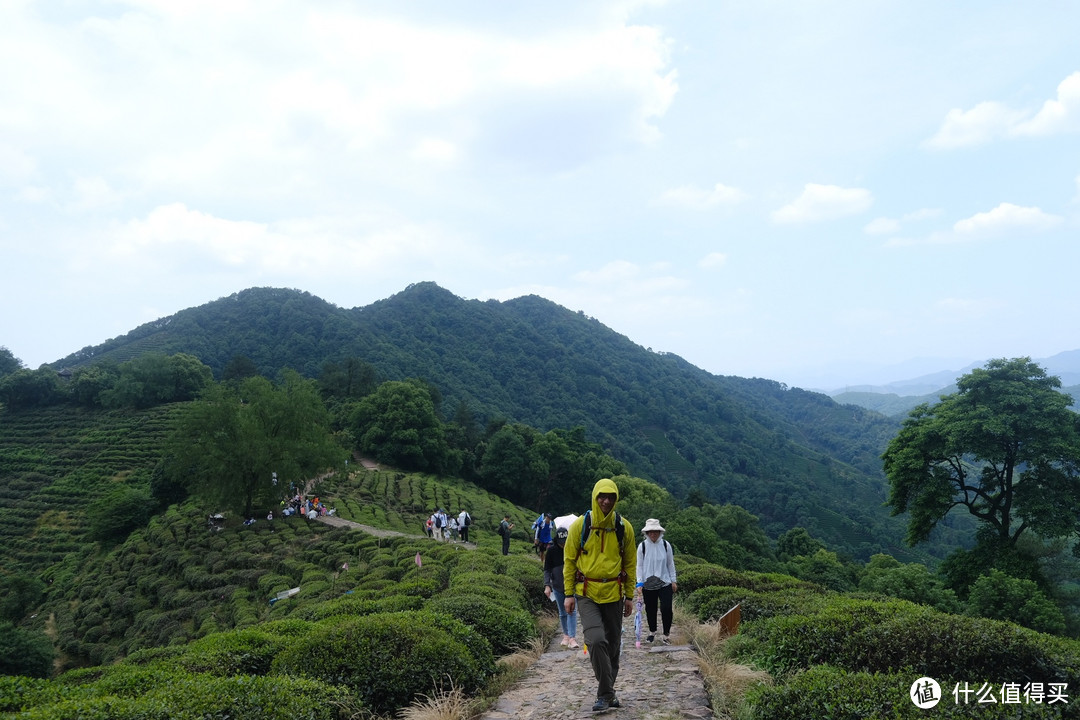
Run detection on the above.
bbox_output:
[2,0,1079,390]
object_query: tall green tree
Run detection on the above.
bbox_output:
[883,358,1080,548]
[0,346,22,378]
[349,379,451,474]
[163,371,345,516]
[0,368,62,408]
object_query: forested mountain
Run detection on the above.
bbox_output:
[50,283,938,560]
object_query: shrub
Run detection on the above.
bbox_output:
[684,586,828,624]
[427,592,536,654]
[499,555,547,609]
[736,596,1080,686]
[449,571,529,610]
[271,610,495,714]
[86,486,156,543]
[967,569,1067,635]
[678,563,816,596]
[19,669,353,720]
[0,622,54,678]
[297,593,424,622]
[745,665,1065,720]
[167,628,295,675]
[0,676,59,713]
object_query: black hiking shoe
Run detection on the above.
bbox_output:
[609,695,621,708]
[592,697,610,712]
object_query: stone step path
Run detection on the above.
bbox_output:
[479,616,712,720]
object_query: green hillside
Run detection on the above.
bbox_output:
[0,404,183,574]
[2,399,1078,718]
[47,283,933,560]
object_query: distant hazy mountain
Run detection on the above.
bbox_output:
[829,350,1080,417]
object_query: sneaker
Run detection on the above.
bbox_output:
[662,635,671,645]
[560,635,570,647]
[569,638,580,649]
[609,695,621,708]
[646,634,654,643]
[592,697,610,712]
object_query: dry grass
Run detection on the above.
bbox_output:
[675,605,771,719]
[494,635,547,672]
[396,685,477,720]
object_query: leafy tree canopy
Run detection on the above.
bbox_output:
[163,371,346,516]
[858,553,960,613]
[883,357,1080,548]
[0,346,22,378]
[0,622,53,678]
[350,379,451,474]
[966,568,1066,635]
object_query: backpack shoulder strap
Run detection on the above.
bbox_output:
[579,510,592,550]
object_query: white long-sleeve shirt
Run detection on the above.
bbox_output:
[636,536,676,587]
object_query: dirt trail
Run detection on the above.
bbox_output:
[480,621,711,720]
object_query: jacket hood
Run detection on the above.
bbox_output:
[590,478,620,526]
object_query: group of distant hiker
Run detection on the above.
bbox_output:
[533,479,678,712]
[425,508,472,543]
[280,493,333,520]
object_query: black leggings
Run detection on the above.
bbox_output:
[642,584,673,635]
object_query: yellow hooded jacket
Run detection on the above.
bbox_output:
[563,478,636,604]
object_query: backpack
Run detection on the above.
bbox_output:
[463,513,471,527]
[498,521,508,538]
[578,510,627,555]
[640,538,671,558]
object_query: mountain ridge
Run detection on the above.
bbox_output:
[43,282,943,561]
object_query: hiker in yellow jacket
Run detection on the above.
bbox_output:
[564,478,636,712]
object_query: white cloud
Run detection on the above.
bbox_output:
[926,71,1080,148]
[655,183,748,209]
[69,176,126,212]
[924,101,1027,149]
[885,202,1062,247]
[0,3,678,199]
[100,203,473,277]
[865,209,943,235]
[902,208,943,221]
[0,145,37,186]
[698,252,727,269]
[952,202,1062,237]
[772,183,873,224]
[1014,71,1080,136]
[864,217,900,235]
[411,138,459,163]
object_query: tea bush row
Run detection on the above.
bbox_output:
[731,595,1080,685]
[745,665,1068,720]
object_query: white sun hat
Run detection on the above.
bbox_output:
[642,518,665,533]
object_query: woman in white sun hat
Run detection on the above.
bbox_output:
[635,518,677,644]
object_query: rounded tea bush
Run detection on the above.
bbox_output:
[449,571,529,610]
[745,665,1065,720]
[271,610,495,714]
[298,593,423,622]
[684,585,829,624]
[427,592,536,655]
[17,670,353,720]
[738,596,1080,686]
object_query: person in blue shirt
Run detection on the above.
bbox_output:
[534,512,555,562]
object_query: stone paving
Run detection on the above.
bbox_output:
[478,616,713,720]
